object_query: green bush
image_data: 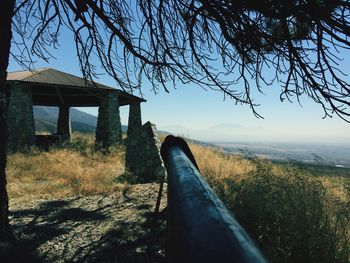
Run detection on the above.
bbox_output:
[205,159,349,263]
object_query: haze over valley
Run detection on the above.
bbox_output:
[35,106,350,169]
[217,142,350,169]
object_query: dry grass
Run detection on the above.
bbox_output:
[189,142,350,263]
[7,133,126,202]
[190,143,253,182]
[6,134,350,262]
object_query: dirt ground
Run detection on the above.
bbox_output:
[5,183,167,263]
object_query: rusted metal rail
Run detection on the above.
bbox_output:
[160,135,268,263]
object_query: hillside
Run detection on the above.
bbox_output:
[6,134,167,262]
[34,106,127,133]
[8,184,167,263]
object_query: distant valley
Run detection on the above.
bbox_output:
[34,106,350,169]
[34,106,127,133]
[217,142,350,169]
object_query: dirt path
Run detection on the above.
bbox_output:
[6,183,167,263]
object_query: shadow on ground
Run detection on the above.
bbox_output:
[7,189,166,263]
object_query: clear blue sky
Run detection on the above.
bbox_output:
[8,26,350,144]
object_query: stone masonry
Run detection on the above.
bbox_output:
[56,105,71,140]
[7,83,36,151]
[127,102,142,138]
[125,122,166,183]
[95,92,123,147]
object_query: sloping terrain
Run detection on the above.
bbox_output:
[33,106,127,133]
[7,184,167,263]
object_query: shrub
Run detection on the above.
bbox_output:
[192,144,350,263]
[230,160,349,263]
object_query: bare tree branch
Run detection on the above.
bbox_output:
[10,0,350,121]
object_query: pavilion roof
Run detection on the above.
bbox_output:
[6,68,145,107]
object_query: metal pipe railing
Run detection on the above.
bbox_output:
[160,135,268,263]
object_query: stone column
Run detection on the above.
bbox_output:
[127,102,142,138]
[56,105,71,140]
[7,83,36,151]
[95,92,123,147]
[125,122,166,183]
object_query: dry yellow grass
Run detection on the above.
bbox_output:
[191,142,350,207]
[7,134,126,202]
[189,142,350,263]
[6,134,350,262]
[189,143,253,181]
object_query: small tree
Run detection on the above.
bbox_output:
[1,0,350,242]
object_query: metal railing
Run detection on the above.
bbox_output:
[160,135,268,263]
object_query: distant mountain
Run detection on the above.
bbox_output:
[34,119,56,133]
[33,106,127,133]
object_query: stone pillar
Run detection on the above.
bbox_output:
[95,92,123,147]
[56,105,71,140]
[7,83,36,151]
[127,102,142,138]
[125,122,166,183]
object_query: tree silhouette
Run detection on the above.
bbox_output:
[1,0,350,243]
[0,0,15,244]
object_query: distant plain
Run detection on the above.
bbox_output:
[215,141,350,168]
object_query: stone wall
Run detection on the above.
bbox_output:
[125,122,166,183]
[95,92,123,147]
[7,83,36,151]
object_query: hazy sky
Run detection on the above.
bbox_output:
[8,26,350,144]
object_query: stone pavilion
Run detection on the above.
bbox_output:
[5,68,145,150]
